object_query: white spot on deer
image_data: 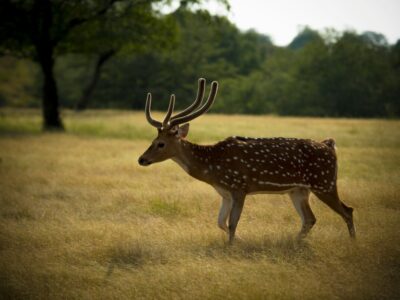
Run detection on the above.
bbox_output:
[314,174,318,178]
[203,169,209,174]
[233,156,238,160]
[226,158,231,162]
[252,168,257,171]
[234,171,239,175]
[216,165,221,170]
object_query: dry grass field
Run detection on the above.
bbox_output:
[0,109,399,299]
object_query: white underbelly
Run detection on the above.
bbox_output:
[247,188,296,195]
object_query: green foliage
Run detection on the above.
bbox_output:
[52,9,273,111]
[0,57,40,107]
[214,29,400,118]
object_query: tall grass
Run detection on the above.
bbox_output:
[0,109,399,299]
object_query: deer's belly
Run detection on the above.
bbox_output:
[247,182,310,195]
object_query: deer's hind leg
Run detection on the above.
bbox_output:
[313,189,355,238]
[289,188,316,239]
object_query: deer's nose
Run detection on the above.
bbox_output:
[138,156,151,166]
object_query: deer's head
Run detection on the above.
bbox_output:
[138,78,218,166]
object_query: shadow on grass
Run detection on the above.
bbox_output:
[105,240,168,278]
[202,234,315,263]
[105,234,315,278]
[0,129,41,138]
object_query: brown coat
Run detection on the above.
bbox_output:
[176,136,337,194]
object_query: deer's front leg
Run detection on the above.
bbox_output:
[218,196,233,233]
[228,192,246,243]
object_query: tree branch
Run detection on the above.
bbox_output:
[53,0,119,46]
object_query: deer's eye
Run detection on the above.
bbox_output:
[158,142,165,149]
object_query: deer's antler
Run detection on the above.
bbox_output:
[145,93,162,128]
[162,94,175,127]
[169,78,206,120]
[169,81,218,127]
[145,78,218,129]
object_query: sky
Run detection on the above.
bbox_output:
[205,0,400,46]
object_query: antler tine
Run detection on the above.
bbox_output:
[169,81,218,127]
[162,94,175,126]
[170,78,206,121]
[145,93,162,128]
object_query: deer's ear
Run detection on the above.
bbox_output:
[177,123,190,138]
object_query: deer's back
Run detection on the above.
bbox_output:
[210,136,337,194]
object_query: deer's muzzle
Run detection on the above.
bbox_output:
[138,156,152,166]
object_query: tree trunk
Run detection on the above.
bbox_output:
[34,0,63,130]
[39,54,63,130]
[75,49,116,111]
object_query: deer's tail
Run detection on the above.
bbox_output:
[321,138,336,151]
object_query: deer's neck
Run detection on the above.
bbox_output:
[172,140,213,182]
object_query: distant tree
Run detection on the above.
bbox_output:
[288,27,323,50]
[361,31,388,47]
[325,32,392,117]
[76,9,272,111]
[383,40,400,117]
[237,29,273,74]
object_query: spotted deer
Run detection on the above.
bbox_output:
[138,78,356,242]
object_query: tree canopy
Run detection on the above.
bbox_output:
[0,0,227,129]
